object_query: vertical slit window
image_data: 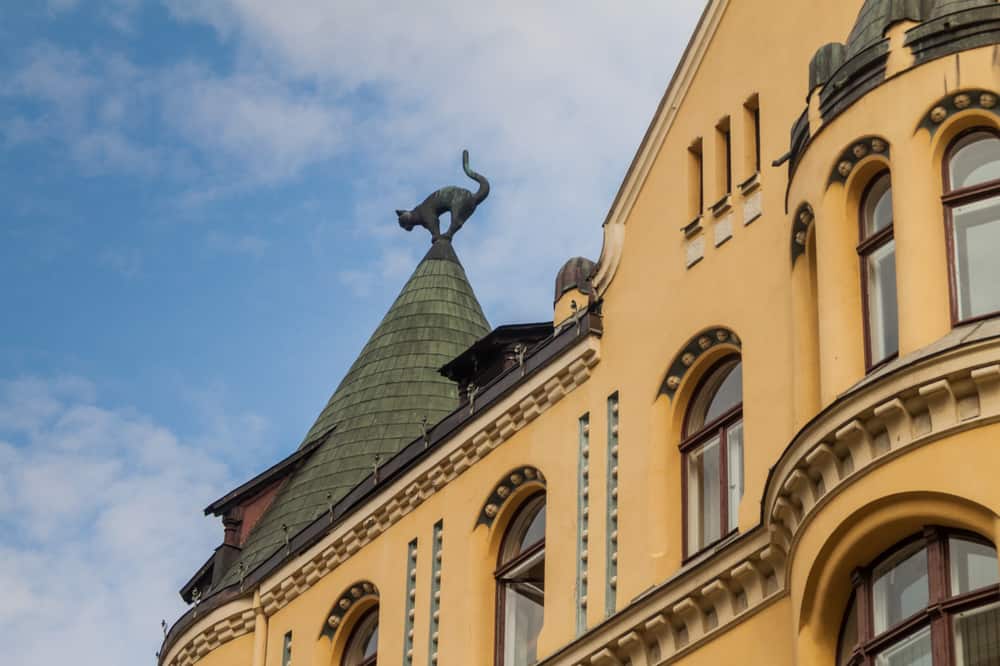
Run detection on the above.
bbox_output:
[282,632,293,666]
[716,118,732,197]
[688,139,704,219]
[858,172,899,370]
[605,393,620,618]
[743,95,761,175]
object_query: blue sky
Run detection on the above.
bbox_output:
[0,1,703,663]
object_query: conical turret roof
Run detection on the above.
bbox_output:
[218,239,490,585]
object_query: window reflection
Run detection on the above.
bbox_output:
[496,495,545,666]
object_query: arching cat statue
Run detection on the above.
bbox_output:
[396,150,490,242]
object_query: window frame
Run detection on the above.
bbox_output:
[680,356,743,560]
[857,170,898,373]
[341,607,378,666]
[494,492,546,666]
[838,527,1000,666]
[942,128,1000,327]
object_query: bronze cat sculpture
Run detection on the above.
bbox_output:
[396,150,490,242]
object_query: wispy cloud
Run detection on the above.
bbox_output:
[100,247,143,278]
[0,375,237,663]
[206,230,270,258]
[164,0,706,321]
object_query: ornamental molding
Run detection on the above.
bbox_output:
[918,88,999,136]
[826,135,890,187]
[164,337,600,663]
[255,338,600,617]
[538,531,785,666]
[763,339,1000,572]
[591,0,729,298]
[659,327,741,400]
[164,608,256,666]
[790,203,815,265]
[476,466,546,527]
[320,581,378,639]
[541,335,1000,666]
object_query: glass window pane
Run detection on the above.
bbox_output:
[864,174,893,237]
[503,572,544,666]
[688,437,721,551]
[726,421,744,534]
[838,596,859,666]
[950,134,1000,190]
[952,195,1000,320]
[954,601,1000,666]
[873,543,929,633]
[703,362,743,425]
[866,240,899,364]
[875,626,932,666]
[951,538,999,595]
[519,504,546,552]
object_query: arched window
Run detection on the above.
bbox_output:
[836,529,1000,666]
[495,494,545,666]
[858,172,898,369]
[682,357,743,556]
[342,607,378,666]
[944,130,1000,324]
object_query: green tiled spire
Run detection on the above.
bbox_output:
[218,239,489,586]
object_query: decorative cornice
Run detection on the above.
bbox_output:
[591,0,729,298]
[659,328,742,399]
[917,89,999,136]
[163,335,599,664]
[254,339,600,618]
[763,343,1000,572]
[165,609,256,666]
[538,531,785,666]
[540,333,1000,666]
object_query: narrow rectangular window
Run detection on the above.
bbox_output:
[282,632,292,666]
[859,172,899,369]
[743,95,761,175]
[716,118,732,198]
[688,138,704,219]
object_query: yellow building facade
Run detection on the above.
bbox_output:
[160,1,1000,665]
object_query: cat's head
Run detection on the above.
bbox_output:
[396,209,416,231]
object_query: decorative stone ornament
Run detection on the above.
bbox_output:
[659,327,743,399]
[791,203,816,265]
[476,466,546,527]
[828,136,891,187]
[919,89,1000,135]
[320,581,379,640]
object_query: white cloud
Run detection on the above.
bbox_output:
[164,1,706,321]
[0,376,238,664]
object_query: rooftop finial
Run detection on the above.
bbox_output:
[396,149,490,243]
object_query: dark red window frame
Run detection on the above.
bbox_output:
[494,492,546,666]
[838,527,1000,666]
[857,171,898,373]
[680,356,743,560]
[942,128,1000,327]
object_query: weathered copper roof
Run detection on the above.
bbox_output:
[216,239,490,587]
